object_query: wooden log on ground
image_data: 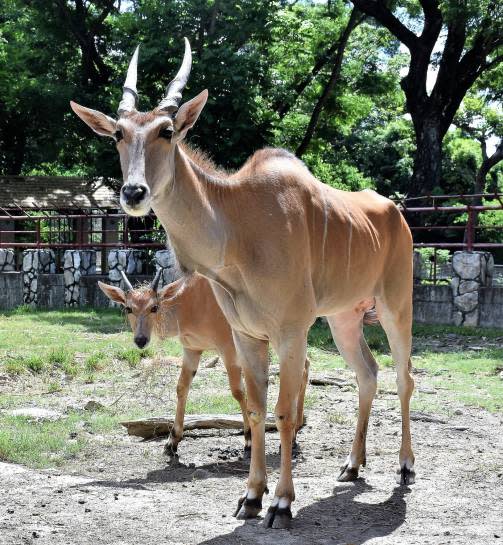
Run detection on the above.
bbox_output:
[121,414,279,439]
[309,375,352,387]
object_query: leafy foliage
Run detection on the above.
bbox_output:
[0,0,501,212]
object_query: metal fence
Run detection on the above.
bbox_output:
[1,192,502,280]
[395,193,503,284]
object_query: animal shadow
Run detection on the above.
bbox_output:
[198,480,409,545]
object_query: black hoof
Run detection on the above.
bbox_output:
[164,442,179,462]
[264,505,292,529]
[397,466,415,486]
[234,496,262,519]
[337,464,359,482]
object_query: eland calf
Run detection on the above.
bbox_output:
[99,271,309,457]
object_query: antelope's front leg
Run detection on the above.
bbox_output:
[164,348,202,458]
[232,332,269,520]
[264,331,308,529]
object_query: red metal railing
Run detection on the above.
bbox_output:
[395,192,503,252]
[0,211,165,249]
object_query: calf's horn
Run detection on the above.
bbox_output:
[120,270,134,292]
[151,270,162,292]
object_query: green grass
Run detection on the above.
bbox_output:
[0,408,146,468]
[0,308,501,469]
[114,347,155,368]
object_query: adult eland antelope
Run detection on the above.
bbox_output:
[71,38,415,529]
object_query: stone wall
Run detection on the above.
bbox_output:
[412,285,454,325]
[0,248,501,329]
[479,287,503,328]
[0,249,15,272]
[451,251,494,326]
[0,272,23,309]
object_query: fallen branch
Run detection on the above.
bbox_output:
[121,413,279,439]
[309,375,352,387]
[409,411,447,424]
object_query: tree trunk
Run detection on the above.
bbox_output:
[409,120,443,196]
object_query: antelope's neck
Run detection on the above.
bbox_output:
[151,146,229,274]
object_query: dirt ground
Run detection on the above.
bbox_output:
[1,361,502,545]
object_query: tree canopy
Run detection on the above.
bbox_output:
[0,0,502,201]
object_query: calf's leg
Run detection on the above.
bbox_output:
[164,347,202,458]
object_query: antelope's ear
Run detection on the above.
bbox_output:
[70,101,117,138]
[174,89,208,140]
[158,277,186,302]
[98,281,126,304]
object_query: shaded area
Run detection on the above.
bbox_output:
[199,481,409,545]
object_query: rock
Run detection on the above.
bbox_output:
[418,387,436,395]
[463,308,479,327]
[8,408,65,422]
[452,252,482,280]
[84,400,105,412]
[204,356,220,369]
[459,280,479,295]
[453,408,463,415]
[454,291,478,313]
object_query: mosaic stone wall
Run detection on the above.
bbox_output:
[154,248,178,287]
[0,249,15,272]
[63,250,97,306]
[22,249,56,305]
[451,251,494,326]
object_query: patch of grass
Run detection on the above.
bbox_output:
[46,381,63,393]
[6,355,46,374]
[0,414,86,468]
[85,352,108,373]
[47,347,74,366]
[4,358,26,375]
[328,411,352,426]
[186,393,241,414]
[114,347,154,368]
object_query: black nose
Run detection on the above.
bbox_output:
[122,184,147,206]
[134,335,148,348]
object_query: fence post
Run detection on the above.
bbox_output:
[154,248,177,287]
[22,249,56,306]
[0,249,15,272]
[63,250,97,307]
[451,251,494,326]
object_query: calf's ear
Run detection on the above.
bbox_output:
[98,281,126,305]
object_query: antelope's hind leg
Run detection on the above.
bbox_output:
[375,298,415,485]
[164,348,202,459]
[327,311,378,482]
[219,343,251,455]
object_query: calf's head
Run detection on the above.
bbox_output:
[98,271,184,348]
[70,38,208,217]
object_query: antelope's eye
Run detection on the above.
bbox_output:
[150,305,158,314]
[125,306,132,314]
[159,127,173,140]
[115,129,123,142]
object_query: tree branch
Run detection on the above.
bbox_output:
[296,7,361,157]
[351,0,419,51]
